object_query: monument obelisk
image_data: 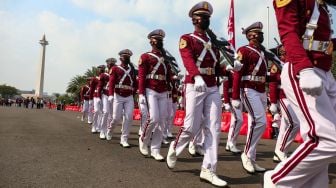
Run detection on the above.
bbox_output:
[35,34,48,98]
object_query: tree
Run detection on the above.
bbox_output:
[84,66,99,78]
[0,84,18,98]
[66,75,86,103]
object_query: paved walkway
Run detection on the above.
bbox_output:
[0,106,335,187]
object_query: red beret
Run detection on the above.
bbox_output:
[189,1,213,17]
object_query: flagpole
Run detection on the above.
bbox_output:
[267,6,270,49]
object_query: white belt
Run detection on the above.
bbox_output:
[302,39,331,52]
[198,67,215,75]
[242,75,266,83]
[146,74,166,81]
[115,85,133,90]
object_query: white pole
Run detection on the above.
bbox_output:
[267,6,270,49]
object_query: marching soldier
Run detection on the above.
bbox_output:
[264,0,336,187]
[89,66,104,134]
[138,29,172,161]
[268,45,299,163]
[166,1,228,186]
[80,78,91,122]
[106,49,137,148]
[223,69,243,154]
[232,22,267,174]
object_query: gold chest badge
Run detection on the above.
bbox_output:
[276,0,292,8]
[179,38,187,49]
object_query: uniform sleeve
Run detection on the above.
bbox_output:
[138,54,147,95]
[269,64,279,103]
[179,35,200,79]
[222,70,231,103]
[108,68,116,96]
[97,74,104,98]
[273,0,313,75]
[89,80,94,100]
[231,48,244,100]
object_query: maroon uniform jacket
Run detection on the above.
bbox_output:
[222,70,233,104]
[269,64,286,103]
[232,42,268,100]
[138,49,172,95]
[274,0,336,76]
[179,31,221,87]
[80,85,90,101]
[109,64,137,97]
[97,72,110,98]
[89,76,99,99]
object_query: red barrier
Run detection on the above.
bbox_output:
[221,112,231,132]
[133,109,141,121]
[173,110,185,126]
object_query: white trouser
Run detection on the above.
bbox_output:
[99,94,111,135]
[140,89,168,153]
[93,97,102,131]
[109,94,134,143]
[275,97,300,154]
[139,100,148,134]
[173,84,221,172]
[82,100,89,119]
[242,88,267,161]
[269,63,336,187]
[88,100,94,124]
[227,102,243,146]
[163,98,177,138]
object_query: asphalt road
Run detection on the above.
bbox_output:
[0,106,335,188]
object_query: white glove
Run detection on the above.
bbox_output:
[231,99,241,109]
[269,103,278,115]
[299,68,323,96]
[272,113,281,128]
[194,75,207,92]
[223,103,231,111]
[88,100,93,105]
[139,94,146,105]
[225,64,234,71]
[233,60,243,71]
[108,96,113,102]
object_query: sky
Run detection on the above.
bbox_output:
[0,0,335,94]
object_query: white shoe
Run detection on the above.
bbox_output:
[200,168,228,187]
[91,126,97,134]
[138,137,149,156]
[252,161,266,173]
[166,141,177,169]
[162,138,169,145]
[151,152,164,161]
[241,153,255,174]
[263,170,276,188]
[188,142,196,156]
[167,132,174,138]
[228,144,241,154]
[225,144,230,151]
[195,145,205,156]
[106,130,112,141]
[120,141,130,148]
[273,150,287,163]
[99,132,106,140]
[138,129,142,136]
[81,117,84,121]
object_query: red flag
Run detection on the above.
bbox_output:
[227,0,235,48]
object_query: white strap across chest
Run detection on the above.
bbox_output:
[117,65,133,87]
[189,34,218,67]
[304,0,320,40]
[147,52,167,75]
[245,46,266,76]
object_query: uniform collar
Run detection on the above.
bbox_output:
[248,41,261,50]
[151,49,163,55]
